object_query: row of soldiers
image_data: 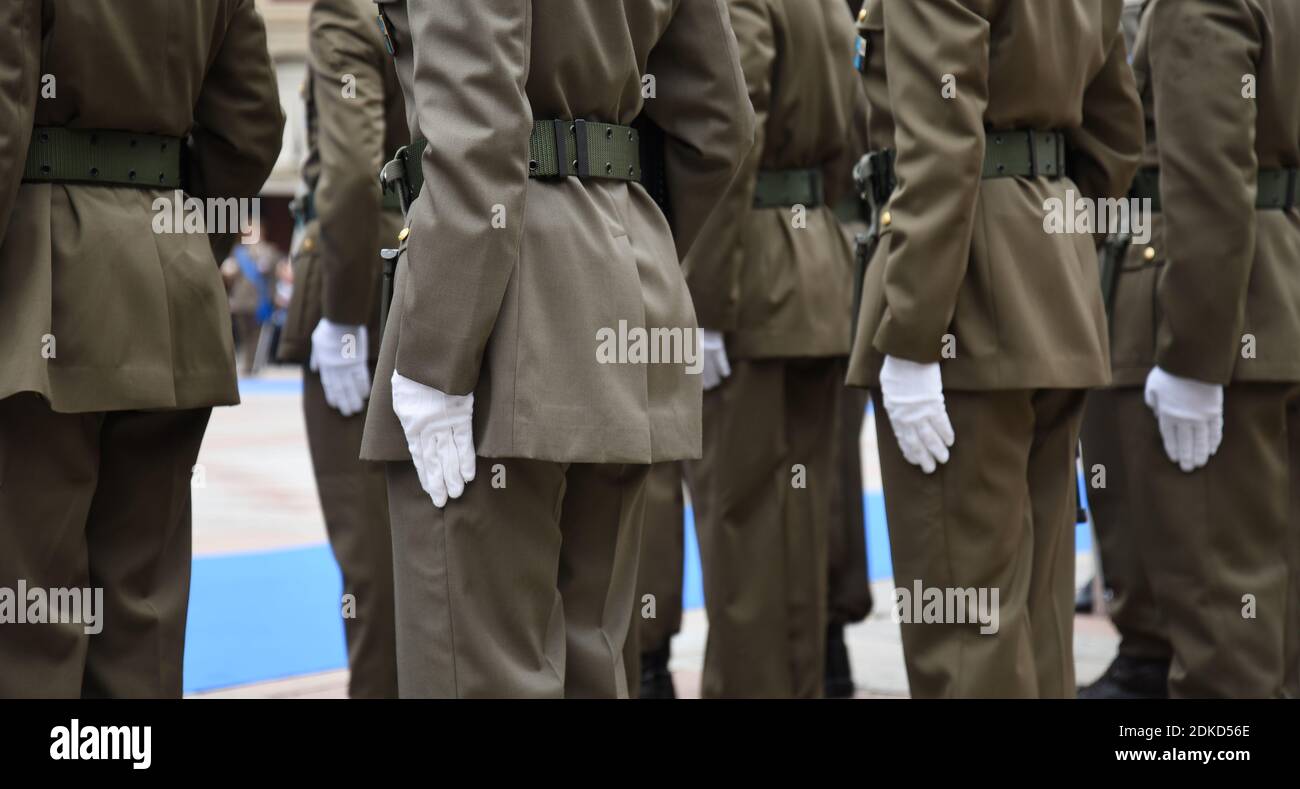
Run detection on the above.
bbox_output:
[1,0,1296,700]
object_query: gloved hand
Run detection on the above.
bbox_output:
[1143,366,1223,472]
[700,329,732,391]
[879,355,954,475]
[310,319,370,417]
[391,371,477,508]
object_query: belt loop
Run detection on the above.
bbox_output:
[1286,168,1297,211]
[552,119,569,178]
[573,119,590,179]
[1026,130,1039,178]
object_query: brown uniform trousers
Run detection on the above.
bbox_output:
[1096,0,1300,698]
[624,462,686,696]
[277,0,410,699]
[848,0,1143,697]
[1080,392,1171,663]
[361,0,754,697]
[0,0,282,697]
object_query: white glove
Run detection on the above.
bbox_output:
[391,371,477,508]
[1143,366,1223,472]
[879,355,954,475]
[700,329,732,391]
[310,319,370,417]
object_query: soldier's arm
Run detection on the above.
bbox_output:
[643,0,756,330]
[676,0,771,332]
[0,0,40,242]
[188,0,285,262]
[396,0,531,395]
[1065,14,1144,208]
[310,0,388,327]
[1150,0,1261,384]
[872,0,995,363]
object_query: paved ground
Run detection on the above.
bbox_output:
[188,367,1118,699]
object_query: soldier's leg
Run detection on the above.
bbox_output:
[782,358,838,698]
[302,365,397,699]
[687,359,793,698]
[624,461,685,697]
[826,370,871,697]
[873,387,1037,698]
[81,406,212,698]
[1136,383,1292,698]
[0,394,98,698]
[387,456,567,698]
[1024,389,1087,698]
[828,375,871,628]
[557,463,650,699]
[1079,389,1171,663]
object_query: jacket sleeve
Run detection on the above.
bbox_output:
[0,0,40,244]
[396,0,531,395]
[872,0,994,363]
[1065,11,1144,209]
[675,0,769,332]
[310,0,389,326]
[1149,0,1261,384]
[188,0,285,263]
[643,0,757,330]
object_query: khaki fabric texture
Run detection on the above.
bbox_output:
[847,0,1144,390]
[873,388,1085,699]
[301,366,398,699]
[0,393,210,698]
[685,0,860,360]
[0,0,284,413]
[1107,0,1300,387]
[361,0,755,465]
[278,0,409,362]
[386,457,648,699]
[686,358,840,698]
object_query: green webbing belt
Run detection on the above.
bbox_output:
[293,190,403,225]
[23,127,183,189]
[386,119,642,206]
[1130,167,1299,211]
[753,169,825,209]
[982,129,1067,179]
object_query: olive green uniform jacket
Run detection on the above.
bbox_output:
[847,0,1144,390]
[1109,0,1300,387]
[278,0,409,364]
[686,0,861,360]
[0,0,284,413]
[361,0,756,464]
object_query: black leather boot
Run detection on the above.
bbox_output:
[1078,655,1170,699]
[824,623,855,698]
[638,644,675,699]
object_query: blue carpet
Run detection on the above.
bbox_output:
[185,490,1092,691]
[184,545,346,693]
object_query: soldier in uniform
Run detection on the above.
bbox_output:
[0,0,283,697]
[848,0,1143,697]
[1098,0,1300,698]
[1078,0,1172,700]
[683,0,862,699]
[360,0,754,698]
[275,0,408,699]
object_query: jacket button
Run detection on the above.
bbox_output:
[302,237,315,252]
[398,227,410,242]
[881,210,892,227]
[1143,247,1156,261]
